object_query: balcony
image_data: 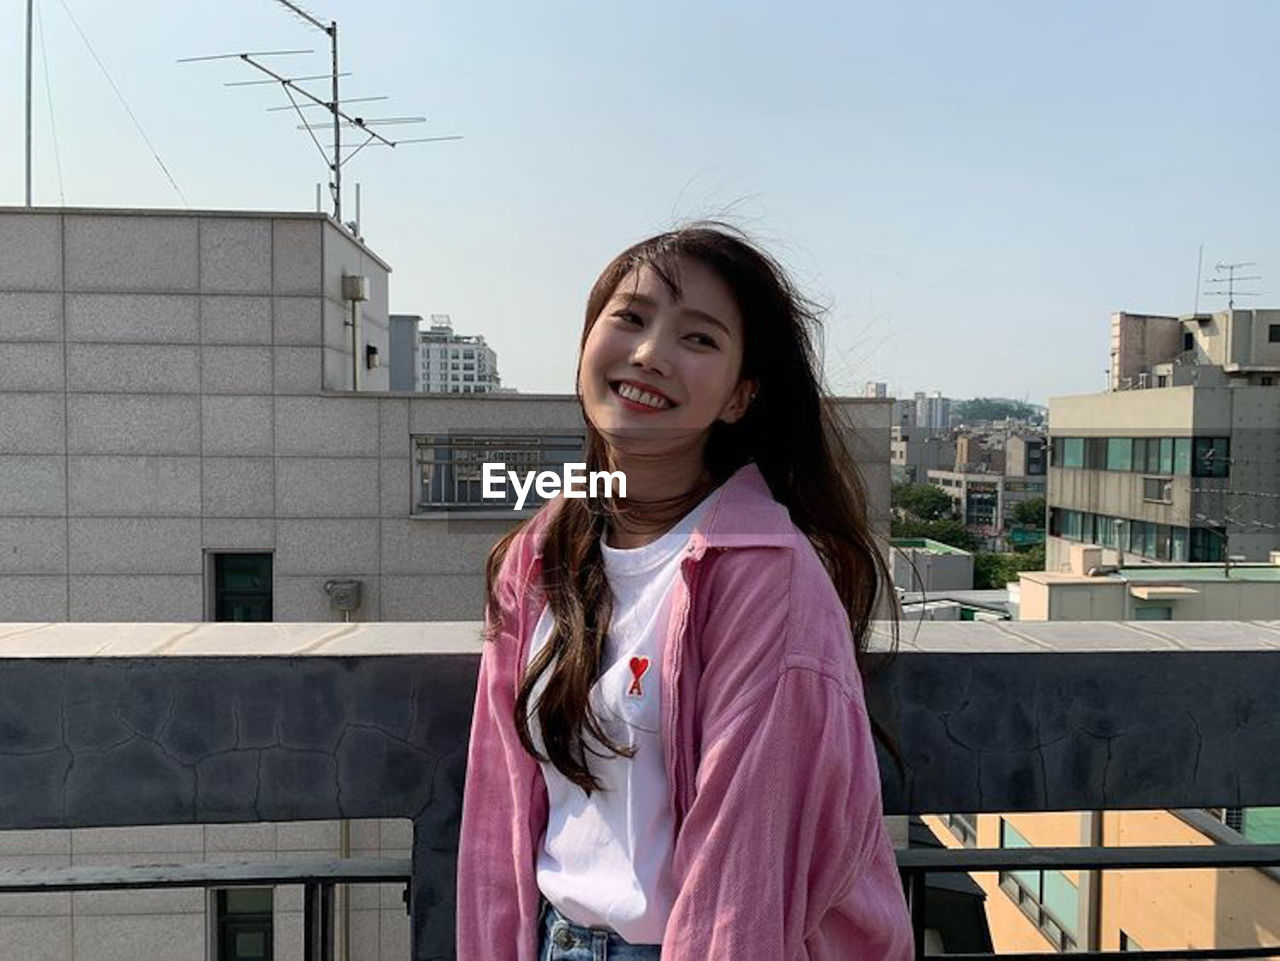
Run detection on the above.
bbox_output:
[1,620,1278,959]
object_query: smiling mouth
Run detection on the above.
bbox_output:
[610,381,675,410]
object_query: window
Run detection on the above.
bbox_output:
[212,554,272,622]
[1192,437,1230,477]
[1060,437,1083,468]
[1135,604,1173,621]
[1173,437,1191,475]
[1269,324,1280,343]
[414,433,585,512]
[215,888,273,961]
[1190,526,1226,562]
[944,813,978,847]
[1106,438,1132,471]
[1183,330,1195,351]
[1142,477,1172,503]
[998,819,1078,950]
[1172,526,1189,562]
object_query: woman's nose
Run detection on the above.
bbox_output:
[630,331,669,373]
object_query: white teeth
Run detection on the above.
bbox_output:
[615,382,670,409]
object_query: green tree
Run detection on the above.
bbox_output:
[1012,497,1046,529]
[891,482,953,521]
[972,545,1046,589]
[891,517,979,552]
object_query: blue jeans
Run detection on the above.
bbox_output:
[538,896,663,960]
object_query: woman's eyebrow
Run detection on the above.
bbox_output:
[614,293,734,337]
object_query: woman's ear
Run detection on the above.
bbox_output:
[719,378,758,425]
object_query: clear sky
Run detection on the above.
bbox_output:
[2,1,1277,403]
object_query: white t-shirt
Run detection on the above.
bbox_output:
[524,489,719,944]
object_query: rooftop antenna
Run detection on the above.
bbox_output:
[1202,261,1261,310]
[180,0,460,225]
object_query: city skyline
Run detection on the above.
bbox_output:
[2,0,1278,402]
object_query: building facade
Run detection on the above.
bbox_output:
[409,314,502,394]
[1047,309,1280,573]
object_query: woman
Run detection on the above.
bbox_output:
[457,223,913,960]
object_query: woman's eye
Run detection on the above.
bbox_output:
[613,310,642,325]
[687,333,719,348]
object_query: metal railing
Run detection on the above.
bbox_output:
[0,622,1277,959]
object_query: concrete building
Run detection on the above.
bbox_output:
[890,425,957,484]
[1047,308,1280,573]
[410,314,502,394]
[0,204,895,961]
[926,469,1046,551]
[890,537,974,593]
[864,380,888,398]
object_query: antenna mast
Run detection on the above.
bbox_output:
[25,0,33,206]
[181,0,460,225]
[1203,261,1262,310]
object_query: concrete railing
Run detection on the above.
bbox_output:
[0,620,1278,959]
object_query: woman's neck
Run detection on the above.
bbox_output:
[603,449,713,549]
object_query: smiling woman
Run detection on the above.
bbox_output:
[457,222,912,961]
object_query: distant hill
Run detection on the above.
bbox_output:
[953,397,1044,422]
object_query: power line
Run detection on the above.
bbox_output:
[55,0,188,206]
[34,0,64,204]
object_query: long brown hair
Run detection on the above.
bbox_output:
[483,222,900,795]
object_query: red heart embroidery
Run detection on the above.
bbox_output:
[627,656,650,697]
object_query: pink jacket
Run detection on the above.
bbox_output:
[456,461,914,960]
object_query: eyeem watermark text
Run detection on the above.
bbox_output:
[483,463,626,510]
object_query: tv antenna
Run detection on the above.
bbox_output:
[180,0,460,225]
[1202,261,1261,310]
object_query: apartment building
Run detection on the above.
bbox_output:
[409,314,502,394]
[1046,309,1280,573]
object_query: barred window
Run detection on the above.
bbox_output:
[413,434,585,512]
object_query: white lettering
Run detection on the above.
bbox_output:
[481,463,628,509]
[563,463,587,498]
[591,470,627,498]
[508,469,536,510]
[482,462,506,499]
[535,470,561,500]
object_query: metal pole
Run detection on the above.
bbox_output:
[330,20,340,221]
[26,0,34,205]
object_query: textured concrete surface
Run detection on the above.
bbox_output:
[0,622,1276,958]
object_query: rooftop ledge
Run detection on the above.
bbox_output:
[2,619,1279,657]
[0,619,1276,958]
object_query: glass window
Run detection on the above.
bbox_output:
[1106,438,1132,471]
[1174,437,1191,475]
[1172,527,1189,562]
[216,888,273,961]
[1190,526,1226,562]
[213,554,272,622]
[1098,515,1116,548]
[1158,438,1173,474]
[1156,524,1172,561]
[1042,872,1079,939]
[1193,437,1230,477]
[1135,605,1173,621]
[1085,437,1107,469]
[1269,324,1280,343]
[999,820,1039,895]
[1131,438,1146,473]
[1061,438,1083,468]
[1143,477,1172,503]
[1145,438,1162,473]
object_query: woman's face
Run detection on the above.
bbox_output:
[578,256,755,451]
